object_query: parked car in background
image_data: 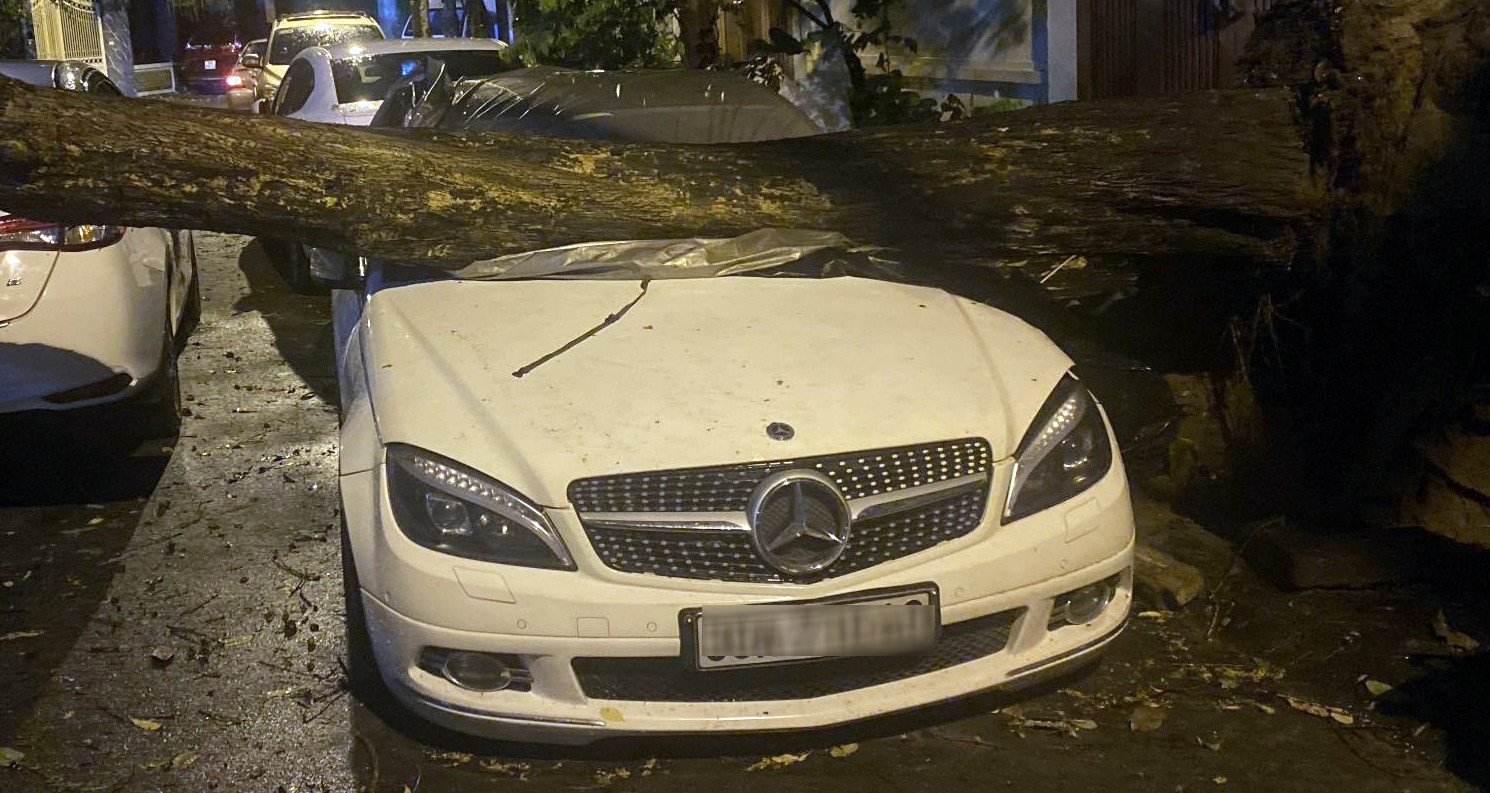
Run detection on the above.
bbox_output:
[179,26,244,95]
[262,37,506,292]
[252,11,384,111]
[226,37,267,109]
[326,70,1135,744]
[0,60,198,445]
[271,38,506,125]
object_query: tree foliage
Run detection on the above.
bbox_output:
[508,0,682,70]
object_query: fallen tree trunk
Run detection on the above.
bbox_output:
[0,76,1315,268]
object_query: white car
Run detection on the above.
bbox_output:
[0,61,197,432]
[333,76,1134,745]
[270,38,507,126]
[247,11,384,111]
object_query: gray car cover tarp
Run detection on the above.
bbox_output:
[384,64,825,143]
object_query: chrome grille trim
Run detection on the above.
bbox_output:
[572,439,995,583]
[578,472,990,533]
[568,438,994,514]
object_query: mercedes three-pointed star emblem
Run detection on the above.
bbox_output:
[746,470,851,576]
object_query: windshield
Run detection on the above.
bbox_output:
[332,51,505,103]
[270,23,383,65]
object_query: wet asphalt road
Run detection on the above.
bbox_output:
[0,233,1485,792]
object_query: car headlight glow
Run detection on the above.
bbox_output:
[386,444,574,570]
[1003,373,1113,523]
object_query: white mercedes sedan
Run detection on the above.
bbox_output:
[0,61,197,432]
[332,72,1134,744]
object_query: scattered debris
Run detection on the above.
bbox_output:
[0,747,22,767]
[595,767,632,784]
[130,717,164,732]
[1008,715,1099,738]
[1134,544,1205,609]
[1432,611,1481,653]
[150,646,175,667]
[828,743,859,758]
[1129,705,1167,732]
[0,630,43,641]
[428,751,473,766]
[221,635,252,648]
[748,752,810,771]
[1214,776,1229,785]
[1197,732,1223,751]
[1363,679,1394,698]
[170,752,198,769]
[1282,696,1354,726]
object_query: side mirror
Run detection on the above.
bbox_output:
[307,248,365,289]
[240,52,262,69]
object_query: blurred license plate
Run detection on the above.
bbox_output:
[686,584,938,670]
[204,59,216,70]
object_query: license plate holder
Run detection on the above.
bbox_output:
[680,583,940,671]
[204,59,216,70]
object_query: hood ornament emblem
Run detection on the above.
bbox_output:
[747,470,851,576]
[766,422,794,441]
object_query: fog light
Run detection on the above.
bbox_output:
[441,651,512,691]
[1051,580,1115,627]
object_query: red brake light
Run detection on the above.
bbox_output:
[0,216,56,235]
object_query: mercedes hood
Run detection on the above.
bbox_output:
[360,276,1073,508]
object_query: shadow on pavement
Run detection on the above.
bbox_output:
[234,238,339,405]
[0,408,170,745]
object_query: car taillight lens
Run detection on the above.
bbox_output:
[225,75,244,87]
[0,217,123,250]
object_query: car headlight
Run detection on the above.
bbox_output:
[1003,373,1114,523]
[386,444,574,570]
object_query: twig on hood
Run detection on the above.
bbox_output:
[511,279,651,378]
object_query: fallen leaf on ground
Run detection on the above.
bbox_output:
[0,631,43,641]
[595,767,632,784]
[1283,696,1354,725]
[829,743,859,758]
[130,717,163,732]
[428,751,473,765]
[1251,701,1276,715]
[1197,732,1223,751]
[220,635,252,648]
[1432,611,1481,653]
[748,752,810,771]
[0,747,22,767]
[1364,680,1393,698]
[1215,776,1229,785]
[1130,706,1166,732]
[170,752,198,769]
[150,647,174,666]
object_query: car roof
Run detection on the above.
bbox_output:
[0,60,59,87]
[320,37,505,61]
[275,11,380,30]
[0,59,112,91]
[424,66,823,144]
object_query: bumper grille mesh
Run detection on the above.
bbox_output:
[568,438,993,513]
[585,490,987,583]
[572,608,1023,703]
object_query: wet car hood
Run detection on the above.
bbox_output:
[360,276,1072,507]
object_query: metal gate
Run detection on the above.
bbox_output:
[1078,0,1278,100]
[29,0,106,65]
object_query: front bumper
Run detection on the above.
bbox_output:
[342,450,1135,744]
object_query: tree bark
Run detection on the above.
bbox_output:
[0,76,1316,271]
